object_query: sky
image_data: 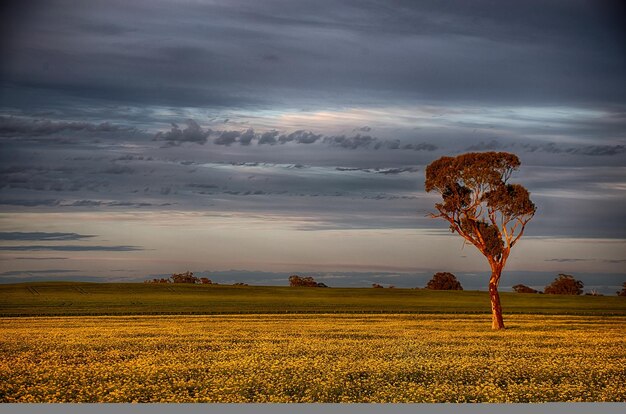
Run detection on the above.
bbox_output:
[0,0,625,293]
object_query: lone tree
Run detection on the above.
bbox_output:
[544,274,584,295]
[425,152,536,330]
[618,282,626,297]
[426,272,463,290]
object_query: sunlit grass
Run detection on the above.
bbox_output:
[1,314,624,402]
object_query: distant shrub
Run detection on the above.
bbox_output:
[544,274,583,295]
[618,283,626,297]
[145,278,170,284]
[512,284,539,294]
[426,272,463,291]
[372,283,384,289]
[199,277,212,285]
[289,275,325,287]
[233,282,248,286]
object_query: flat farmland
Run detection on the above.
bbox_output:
[1,282,625,316]
[1,314,625,402]
[1,283,625,403]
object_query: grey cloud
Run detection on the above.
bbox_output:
[0,245,144,252]
[278,130,322,144]
[0,116,135,137]
[258,130,279,145]
[0,269,81,276]
[214,130,240,146]
[154,119,211,145]
[188,183,218,190]
[113,155,153,161]
[0,199,61,207]
[521,142,626,156]
[239,128,256,146]
[1,0,624,111]
[335,166,419,175]
[465,139,502,151]
[65,200,155,208]
[375,167,420,175]
[0,232,95,241]
[571,145,626,156]
[323,134,376,149]
[100,166,136,175]
[544,258,594,263]
[402,143,438,151]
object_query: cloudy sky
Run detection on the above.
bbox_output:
[1,0,625,292]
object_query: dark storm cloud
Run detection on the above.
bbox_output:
[0,232,95,241]
[0,245,144,252]
[1,0,624,110]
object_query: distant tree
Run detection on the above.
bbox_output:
[544,274,584,295]
[170,271,199,284]
[372,283,384,289]
[425,152,536,329]
[289,275,320,287]
[425,272,463,290]
[512,284,539,294]
[618,282,626,297]
[199,277,212,285]
[233,282,249,286]
[388,285,396,289]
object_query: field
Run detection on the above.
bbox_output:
[1,314,625,403]
[1,282,625,316]
[1,283,625,403]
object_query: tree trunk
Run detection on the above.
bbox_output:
[489,269,505,330]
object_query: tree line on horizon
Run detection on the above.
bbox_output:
[143,271,625,296]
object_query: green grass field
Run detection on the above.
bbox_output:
[1,281,624,316]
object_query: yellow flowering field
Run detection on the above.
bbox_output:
[1,314,624,402]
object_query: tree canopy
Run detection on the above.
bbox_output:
[425,152,535,262]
